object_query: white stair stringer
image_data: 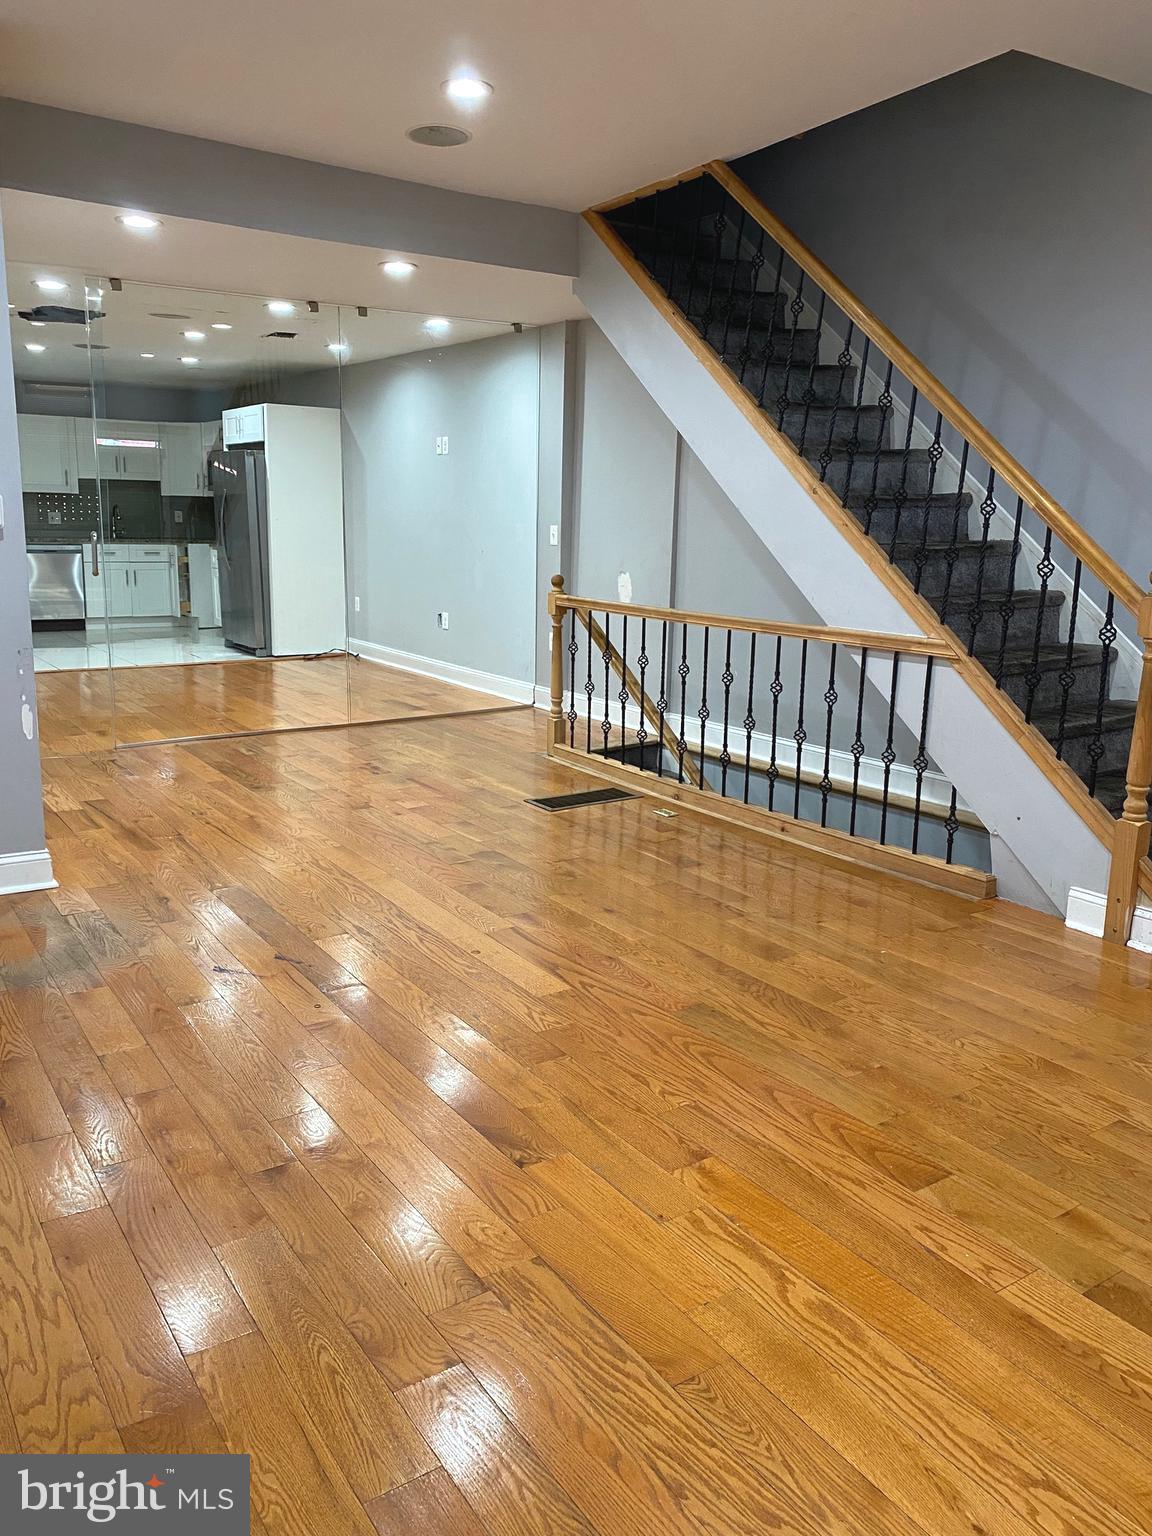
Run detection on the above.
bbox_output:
[576,222,1110,914]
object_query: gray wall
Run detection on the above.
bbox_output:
[337,330,541,685]
[0,98,578,277]
[0,202,49,870]
[733,51,1152,588]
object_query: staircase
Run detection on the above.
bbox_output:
[600,170,1144,819]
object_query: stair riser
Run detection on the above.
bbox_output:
[778,405,889,453]
[1054,725,1133,782]
[675,285,789,330]
[995,659,1113,717]
[731,356,855,406]
[955,601,1064,654]
[847,500,972,545]
[702,321,818,367]
[821,453,934,497]
[894,548,1018,600]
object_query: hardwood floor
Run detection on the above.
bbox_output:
[34,654,521,755]
[5,705,1152,1535]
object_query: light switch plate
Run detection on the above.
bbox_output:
[441,435,449,456]
[548,524,559,547]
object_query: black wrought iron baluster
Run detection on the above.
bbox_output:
[677,623,690,783]
[752,245,787,407]
[910,411,945,593]
[618,614,629,747]
[1087,594,1117,798]
[698,626,711,776]
[910,658,934,855]
[879,652,900,845]
[656,620,669,777]
[849,646,868,836]
[796,290,828,460]
[698,193,729,334]
[681,175,710,323]
[636,618,649,770]
[736,227,768,390]
[719,207,748,364]
[1055,561,1083,760]
[863,361,895,536]
[819,643,837,827]
[647,186,665,286]
[818,320,855,485]
[742,632,757,803]
[719,629,734,797]
[938,439,972,627]
[994,497,1025,688]
[832,335,871,494]
[767,636,783,810]
[793,637,809,820]
[965,468,998,657]
[886,385,919,559]
[566,610,578,748]
[944,787,960,865]
[666,180,693,305]
[775,271,807,432]
[584,609,594,753]
[601,612,613,751]
[1023,528,1056,723]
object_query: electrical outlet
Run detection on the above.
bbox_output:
[354,595,360,613]
[437,611,449,630]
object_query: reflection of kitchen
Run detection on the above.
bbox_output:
[23,403,343,671]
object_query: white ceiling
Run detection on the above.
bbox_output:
[0,1,1149,210]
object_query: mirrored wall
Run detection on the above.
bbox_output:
[9,254,542,753]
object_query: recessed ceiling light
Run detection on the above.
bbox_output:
[443,76,493,102]
[117,212,161,232]
[381,260,418,277]
[140,352,155,358]
[406,124,472,148]
[28,320,47,327]
[179,355,200,365]
[266,300,295,316]
[182,329,206,340]
[211,322,233,331]
[34,277,67,293]
[424,316,451,334]
[24,342,46,353]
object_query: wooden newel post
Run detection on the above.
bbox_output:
[548,574,566,749]
[1104,576,1152,944]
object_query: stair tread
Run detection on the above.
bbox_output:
[1028,701,1137,735]
[974,642,1105,672]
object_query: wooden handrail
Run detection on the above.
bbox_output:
[548,576,706,789]
[703,160,1145,621]
[552,587,954,657]
[1103,580,1152,942]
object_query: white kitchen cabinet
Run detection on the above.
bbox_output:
[187,543,221,626]
[97,420,161,480]
[86,560,133,619]
[74,417,98,480]
[17,414,80,493]
[160,422,211,495]
[85,546,178,619]
[202,420,221,469]
[129,561,175,616]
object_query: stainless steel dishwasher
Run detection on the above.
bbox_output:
[27,545,86,629]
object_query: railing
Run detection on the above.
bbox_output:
[590,160,1152,940]
[1105,585,1152,942]
[547,576,995,898]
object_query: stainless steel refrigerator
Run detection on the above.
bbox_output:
[210,448,271,655]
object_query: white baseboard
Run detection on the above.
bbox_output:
[0,847,57,896]
[1066,886,1152,952]
[348,639,534,706]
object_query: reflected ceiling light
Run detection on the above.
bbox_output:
[24,342,46,352]
[266,300,295,316]
[424,316,451,334]
[140,352,155,358]
[34,277,67,293]
[117,212,161,232]
[327,342,348,355]
[179,355,200,365]
[28,320,47,327]
[443,75,493,102]
[381,259,417,277]
[211,322,232,330]
[182,329,206,340]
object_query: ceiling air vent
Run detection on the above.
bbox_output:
[17,304,101,324]
[406,125,471,148]
[262,331,298,340]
